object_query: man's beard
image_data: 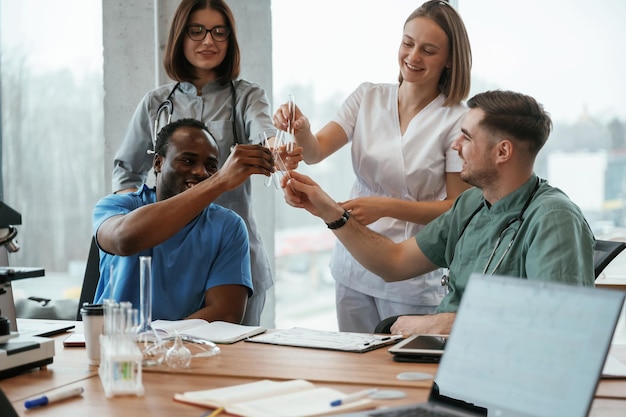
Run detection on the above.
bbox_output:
[460,165,498,189]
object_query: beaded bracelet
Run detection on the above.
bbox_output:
[326,209,350,230]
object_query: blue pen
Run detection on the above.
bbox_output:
[24,387,84,409]
[330,388,378,407]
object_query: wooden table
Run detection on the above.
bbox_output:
[2,324,626,416]
[142,337,436,389]
[1,328,428,416]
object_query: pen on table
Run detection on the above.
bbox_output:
[363,335,400,346]
[330,388,378,407]
[202,406,224,417]
[24,386,85,409]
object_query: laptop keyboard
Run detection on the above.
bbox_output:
[369,407,453,417]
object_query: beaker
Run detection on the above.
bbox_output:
[134,256,165,366]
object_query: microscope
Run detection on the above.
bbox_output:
[0,201,45,332]
[0,201,20,255]
[0,201,23,334]
[0,201,54,379]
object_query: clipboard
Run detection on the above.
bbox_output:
[245,327,403,353]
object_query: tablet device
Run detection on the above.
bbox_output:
[388,334,447,363]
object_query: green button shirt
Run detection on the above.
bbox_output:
[416,174,595,313]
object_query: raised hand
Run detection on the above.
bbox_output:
[280,170,341,222]
[215,144,275,190]
[272,102,310,137]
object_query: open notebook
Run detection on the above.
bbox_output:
[335,274,625,417]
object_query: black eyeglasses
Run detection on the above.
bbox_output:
[186,25,230,42]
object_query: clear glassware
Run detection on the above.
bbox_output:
[259,128,290,190]
[98,302,145,397]
[165,331,192,369]
[285,94,296,153]
[162,334,221,359]
[134,256,166,366]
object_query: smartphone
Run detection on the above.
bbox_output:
[63,333,86,347]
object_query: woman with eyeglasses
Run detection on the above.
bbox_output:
[111,0,296,326]
[273,0,473,333]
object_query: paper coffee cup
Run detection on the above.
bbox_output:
[81,303,104,365]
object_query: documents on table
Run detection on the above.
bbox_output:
[174,379,375,417]
[151,319,266,344]
[246,327,403,352]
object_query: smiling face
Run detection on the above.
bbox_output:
[183,7,229,85]
[452,108,499,189]
[154,126,219,201]
[398,16,450,88]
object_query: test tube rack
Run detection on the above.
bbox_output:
[98,300,144,397]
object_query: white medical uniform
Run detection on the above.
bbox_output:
[330,82,467,332]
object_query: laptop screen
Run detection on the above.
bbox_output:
[431,274,624,417]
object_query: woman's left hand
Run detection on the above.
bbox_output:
[339,196,387,226]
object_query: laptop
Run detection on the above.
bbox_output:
[335,273,625,417]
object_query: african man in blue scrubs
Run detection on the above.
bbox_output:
[93,118,275,322]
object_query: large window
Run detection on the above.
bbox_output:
[1,0,104,310]
[271,0,422,330]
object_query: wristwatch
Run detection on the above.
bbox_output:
[326,209,350,230]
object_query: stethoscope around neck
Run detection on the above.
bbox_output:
[150,81,239,154]
[441,177,542,291]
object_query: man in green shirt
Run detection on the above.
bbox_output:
[281,90,595,335]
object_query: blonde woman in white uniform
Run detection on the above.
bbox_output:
[274,0,473,332]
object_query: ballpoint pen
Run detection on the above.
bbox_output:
[330,388,378,407]
[202,406,224,417]
[24,386,85,409]
[362,334,402,346]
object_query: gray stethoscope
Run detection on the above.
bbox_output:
[441,177,541,290]
[151,81,239,153]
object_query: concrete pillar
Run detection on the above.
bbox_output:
[102,0,275,327]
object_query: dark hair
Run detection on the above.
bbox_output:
[155,118,216,157]
[163,0,240,85]
[400,0,472,106]
[467,90,552,155]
